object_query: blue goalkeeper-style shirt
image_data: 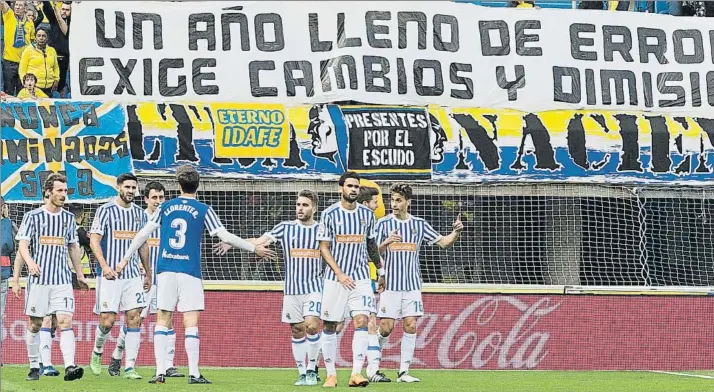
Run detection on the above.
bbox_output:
[151,197,224,279]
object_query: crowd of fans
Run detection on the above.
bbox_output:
[0,0,711,101]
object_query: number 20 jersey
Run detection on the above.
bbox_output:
[151,197,224,279]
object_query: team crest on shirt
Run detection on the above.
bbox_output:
[361,219,366,227]
[381,306,386,313]
[286,313,291,320]
[31,307,36,313]
[103,302,108,309]
[323,310,329,318]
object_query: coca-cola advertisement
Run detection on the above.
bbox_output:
[1,291,712,370]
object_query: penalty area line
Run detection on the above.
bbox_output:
[647,370,714,379]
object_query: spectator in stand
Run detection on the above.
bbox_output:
[17,72,47,99]
[19,26,59,97]
[24,2,44,29]
[42,1,70,97]
[2,1,36,96]
[578,1,605,9]
[507,1,537,8]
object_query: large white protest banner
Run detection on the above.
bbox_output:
[70,1,714,116]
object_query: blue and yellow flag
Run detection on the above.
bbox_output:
[1,100,132,203]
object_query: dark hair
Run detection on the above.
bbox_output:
[144,181,166,198]
[338,171,360,186]
[23,73,37,84]
[390,183,413,200]
[67,204,84,214]
[297,189,318,207]
[357,186,379,204]
[176,165,200,194]
[116,172,138,185]
[44,173,68,197]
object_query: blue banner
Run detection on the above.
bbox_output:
[1,101,132,202]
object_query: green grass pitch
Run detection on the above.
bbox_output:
[1,366,713,392]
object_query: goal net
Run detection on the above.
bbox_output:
[7,178,712,289]
[3,178,714,371]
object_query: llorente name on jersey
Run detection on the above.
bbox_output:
[163,203,199,219]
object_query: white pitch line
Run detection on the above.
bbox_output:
[648,370,714,379]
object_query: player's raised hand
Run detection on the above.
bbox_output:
[27,261,41,277]
[337,272,356,290]
[11,279,22,299]
[255,244,277,260]
[76,276,90,291]
[386,229,402,245]
[453,213,464,233]
[212,242,232,256]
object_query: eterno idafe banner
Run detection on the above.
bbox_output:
[71,1,714,116]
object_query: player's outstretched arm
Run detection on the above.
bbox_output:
[122,221,159,266]
[436,213,464,249]
[212,235,271,256]
[215,229,277,260]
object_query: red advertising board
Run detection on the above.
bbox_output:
[1,290,711,370]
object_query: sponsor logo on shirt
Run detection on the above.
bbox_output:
[113,231,137,240]
[335,235,364,243]
[39,236,65,246]
[289,249,321,259]
[389,243,417,252]
[147,238,160,247]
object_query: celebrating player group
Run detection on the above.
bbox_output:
[11,168,462,388]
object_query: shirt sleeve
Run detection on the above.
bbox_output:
[15,213,34,241]
[317,213,333,242]
[423,221,443,245]
[66,216,78,245]
[375,219,387,245]
[89,206,108,235]
[367,211,377,240]
[264,222,285,243]
[204,206,225,237]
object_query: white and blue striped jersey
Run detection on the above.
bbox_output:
[15,207,78,286]
[146,209,161,285]
[265,220,322,295]
[317,202,376,282]
[90,199,147,280]
[376,214,442,291]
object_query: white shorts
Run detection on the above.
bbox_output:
[282,292,322,324]
[25,283,74,317]
[321,279,373,322]
[342,291,379,321]
[140,286,158,318]
[377,290,424,320]
[157,272,205,312]
[95,277,147,315]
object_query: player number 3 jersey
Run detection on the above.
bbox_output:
[151,196,224,279]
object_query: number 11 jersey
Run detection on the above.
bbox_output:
[151,196,224,279]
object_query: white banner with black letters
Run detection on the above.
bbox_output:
[71,1,714,116]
